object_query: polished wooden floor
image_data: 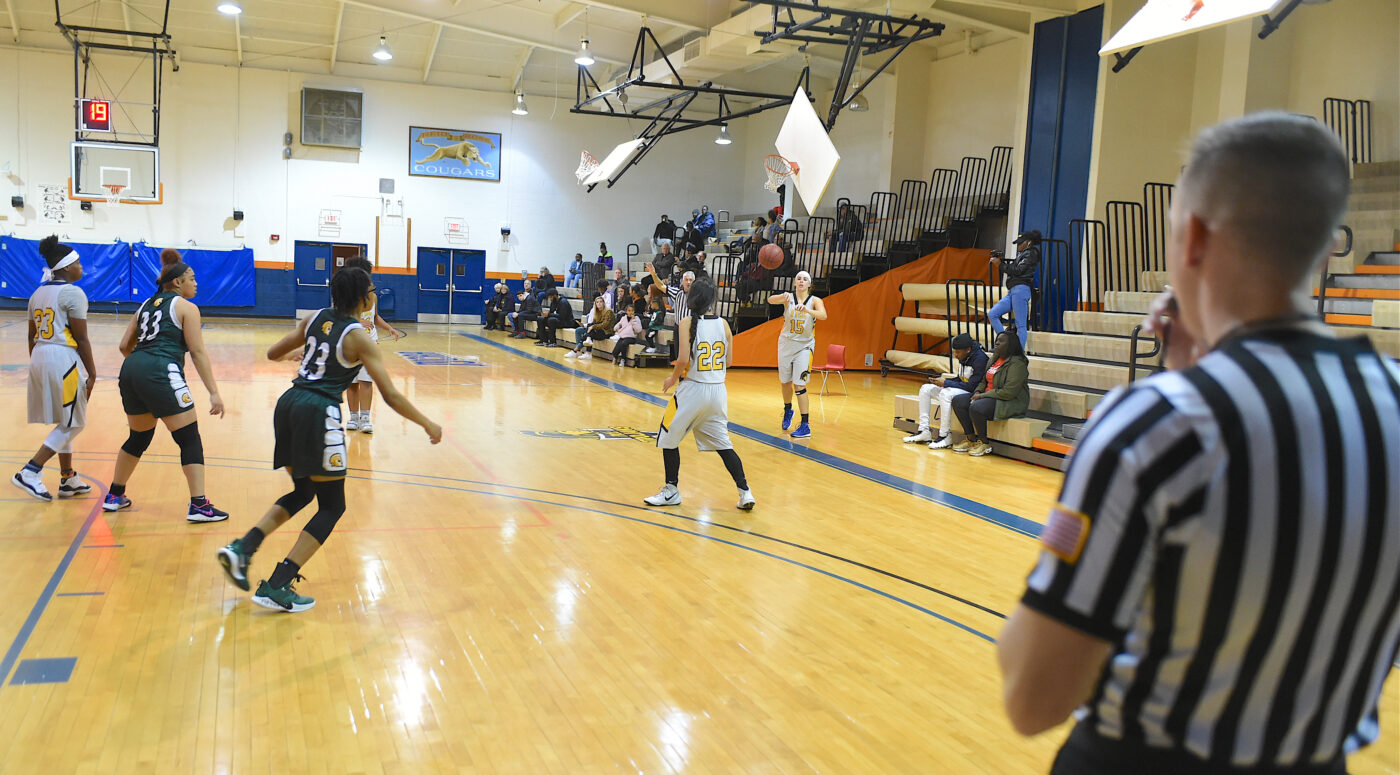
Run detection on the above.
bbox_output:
[0,311,1395,774]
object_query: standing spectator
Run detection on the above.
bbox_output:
[597,242,613,270]
[566,296,615,361]
[949,330,1029,457]
[988,230,1040,349]
[536,288,575,348]
[902,333,988,448]
[508,289,540,338]
[998,113,1399,775]
[566,253,584,289]
[610,303,645,365]
[695,207,716,242]
[652,215,674,252]
[484,283,514,330]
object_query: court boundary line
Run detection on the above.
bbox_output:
[461,332,1045,539]
[0,475,107,688]
[0,450,1006,620]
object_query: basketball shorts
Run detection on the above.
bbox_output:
[656,380,732,452]
[272,388,349,478]
[119,352,196,418]
[777,341,814,386]
[27,345,87,427]
[353,332,378,383]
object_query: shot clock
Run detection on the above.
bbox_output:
[80,99,113,132]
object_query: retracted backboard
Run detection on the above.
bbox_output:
[775,87,840,213]
[583,139,646,187]
[1101,0,1279,56]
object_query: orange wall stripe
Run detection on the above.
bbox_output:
[1314,287,1400,300]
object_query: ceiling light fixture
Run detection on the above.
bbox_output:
[714,124,733,146]
[372,35,393,62]
[512,92,529,116]
[216,1,242,14]
[574,38,595,66]
[847,90,869,112]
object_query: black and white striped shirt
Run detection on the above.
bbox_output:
[1023,328,1400,768]
[666,282,689,324]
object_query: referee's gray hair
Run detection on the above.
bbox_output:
[683,271,695,281]
[1180,112,1349,275]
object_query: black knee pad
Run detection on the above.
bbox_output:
[274,477,316,517]
[303,479,347,544]
[121,427,156,459]
[795,387,807,396]
[170,422,205,466]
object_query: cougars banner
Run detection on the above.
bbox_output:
[409,126,502,182]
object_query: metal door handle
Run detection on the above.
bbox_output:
[418,284,449,293]
[295,280,330,288]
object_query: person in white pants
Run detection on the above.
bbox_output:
[903,333,989,449]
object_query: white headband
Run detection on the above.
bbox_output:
[41,249,80,283]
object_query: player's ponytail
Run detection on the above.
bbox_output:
[686,276,716,356]
[156,248,192,293]
[331,267,373,315]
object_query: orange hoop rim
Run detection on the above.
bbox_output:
[764,154,799,175]
[102,184,126,204]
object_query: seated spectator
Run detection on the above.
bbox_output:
[521,278,534,299]
[652,214,674,252]
[484,283,514,330]
[614,281,632,315]
[566,296,616,361]
[829,204,864,252]
[903,333,989,448]
[536,288,575,348]
[597,242,613,270]
[536,267,556,301]
[695,207,716,242]
[948,331,1030,457]
[566,253,584,288]
[508,289,541,338]
[593,279,613,310]
[682,221,703,254]
[765,209,782,244]
[643,296,666,353]
[629,284,646,313]
[610,302,645,365]
[651,242,677,283]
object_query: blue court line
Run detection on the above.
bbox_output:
[55,592,103,597]
[0,475,107,688]
[0,457,996,650]
[0,449,1005,619]
[461,332,1045,539]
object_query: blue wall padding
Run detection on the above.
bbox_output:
[131,243,255,306]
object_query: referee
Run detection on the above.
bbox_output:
[997,112,1400,774]
[648,262,694,362]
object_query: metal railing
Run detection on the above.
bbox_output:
[894,178,928,243]
[952,155,990,220]
[945,279,999,351]
[1105,200,1147,293]
[1144,182,1173,273]
[1316,225,1354,317]
[983,145,1014,213]
[1034,238,1073,333]
[1323,98,1373,170]
[927,168,960,235]
[1069,218,1110,311]
[863,190,898,269]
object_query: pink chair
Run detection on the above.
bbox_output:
[812,344,847,395]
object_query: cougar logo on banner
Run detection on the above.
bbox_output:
[409,126,502,182]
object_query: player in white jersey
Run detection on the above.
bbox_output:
[341,257,404,434]
[768,271,827,439]
[12,236,97,501]
[646,277,755,511]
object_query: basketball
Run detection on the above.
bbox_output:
[758,242,784,270]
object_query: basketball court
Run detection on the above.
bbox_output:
[0,315,1394,773]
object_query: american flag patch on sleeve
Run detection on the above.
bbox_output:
[1042,506,1091,564]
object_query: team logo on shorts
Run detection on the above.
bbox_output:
[326,451,346,470]
[322,321,334,335]
[800,370,811,381]
[180,391,192,405]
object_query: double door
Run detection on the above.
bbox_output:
[293,241,367,317]
[417,247,485,324]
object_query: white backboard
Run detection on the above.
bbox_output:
[1101,0,1280,56]
[583,139,646,186]
[775,87,840,213]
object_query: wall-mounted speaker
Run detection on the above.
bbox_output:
[9,195,21,208]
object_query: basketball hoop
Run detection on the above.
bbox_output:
[575,150,600,184]
[102,184,125,207]
[763,154,799,192]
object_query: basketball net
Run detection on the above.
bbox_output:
[102,184,125,207]
[575,150,599,185]
[763,154,799,193]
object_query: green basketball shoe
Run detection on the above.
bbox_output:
[216,539,251,591]
[251,576,315,613]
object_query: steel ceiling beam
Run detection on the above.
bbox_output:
[328,0,344,70]
[337,0,628,65]
[422,24,442,82]
[4,0,17,42]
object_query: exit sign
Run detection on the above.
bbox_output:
[80,99,112,132]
